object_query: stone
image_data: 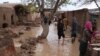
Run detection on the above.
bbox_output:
[27,38,37,46]
[16,37,37,56]
[0,29,19,38]
[19,32,24,35]
[26,26,31,31]
[21,44,30,50]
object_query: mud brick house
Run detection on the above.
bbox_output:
[0,3,19,28]
[0,3,40,28]
[89,8,100,30]
[62,9,89,26]
[60,8,99,34]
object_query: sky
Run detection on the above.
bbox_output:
[0,0,78,3]
[0,0,21,3]
[0,0,79,11]
[0,0,100,11]
[0,0,99,11]
[59,0,83,11]
[0,0,79,4]
[1,0,79,8]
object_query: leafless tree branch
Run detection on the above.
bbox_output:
[93,0,100,11]
[58,0,67,7]
[36,0,41,8]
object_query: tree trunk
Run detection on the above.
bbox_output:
[38,22,49,39]
[41,23,49,39]
[37,0,60,39]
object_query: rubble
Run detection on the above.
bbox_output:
[16,38,38,56]
[19,32,24,35]
[25,26,31,31]
[0,26,41,56]
[0,28,24,38]
[0,36,16,56]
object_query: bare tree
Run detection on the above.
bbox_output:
[21,0,70,39]
[93,0,100,14]
[79,0,100,15]
[14,4,29,24]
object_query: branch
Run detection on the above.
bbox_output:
[36,0,44,12]
[93,0,100,11]
[41,0,44,8]
[36,0,41,8]
[36,0,45,23]
[53,0,60,13]
[50,0,60,20]
[93,0,100,17]
[58,0,67,7]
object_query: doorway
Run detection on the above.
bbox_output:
[11,15,14,25]
[2,23,8,28]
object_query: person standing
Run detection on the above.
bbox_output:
[84,19,93,43]
[71,17,78,43]
[57,19,65,44]
[79,19,92,56]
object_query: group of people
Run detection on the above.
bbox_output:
[56,17,97,56]
[56,17,78,44]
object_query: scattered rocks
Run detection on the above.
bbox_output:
[0,36,16,56]
[0,29,19,38]
[18,40,23,43]
[26,26,31,31]
[19,32,24,35]
[21,43,30,50]
[11,32,19,38]
[0,27,40,56]
[16,38,38,56]
[27,38,38,45]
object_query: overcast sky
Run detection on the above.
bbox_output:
[0,0,21,3]
[0,0,78,3]
[1,0,97,11]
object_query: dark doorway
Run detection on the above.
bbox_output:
[11,15,14,25]
[2,23,8,28]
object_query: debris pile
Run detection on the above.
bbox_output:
[0,28,24,38]
[16,38,38,56]
[0,36,16,56]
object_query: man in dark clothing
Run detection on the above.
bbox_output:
[71,17,78,43]
[57,19,65,44]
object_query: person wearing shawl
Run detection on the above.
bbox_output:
[79,19,92,56]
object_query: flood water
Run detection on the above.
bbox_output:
[13,22,79,56]
[34,23,79,56]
